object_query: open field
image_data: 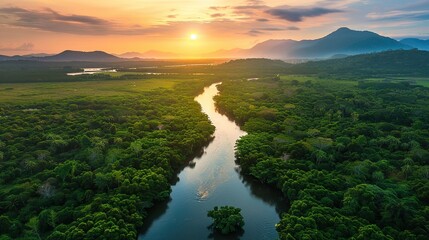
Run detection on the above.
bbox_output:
[0,77,198,103]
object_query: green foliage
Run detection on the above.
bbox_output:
[215,76,429,239]
[288,49,429,77]
[0,79,215,239]
[207,206,244,234]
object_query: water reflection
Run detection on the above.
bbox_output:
[139,83,286,240]
[66,68,117,76]
[207,225,244,240]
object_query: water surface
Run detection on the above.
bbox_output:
[139,83,286,240]
[66,68,117,76]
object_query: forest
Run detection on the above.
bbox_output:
[0,78,215,239]
[215,76,429,239]
[0,50,428,239]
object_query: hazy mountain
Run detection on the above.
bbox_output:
[0,55,12,61]
[119,50,178,59]
[400,38,429,51]
[210,27,411,59]
[0,55,36,61]
[217,58,291,73]
[43,50,120,62]
[22,53,53,57]
[209,48,247,58]
[292,27,410,58]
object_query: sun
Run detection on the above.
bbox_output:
[190,33,198,40]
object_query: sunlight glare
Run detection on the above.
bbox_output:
[190,33,198,40]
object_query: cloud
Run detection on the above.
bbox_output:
[260,27,299,31]
[246,0,265,5]
[234,5,267,10]
[211,13,225,18]
[367,10,429,21]
[209,6,229,11]
[247,30,263,36]
[246,26,299,36]
[0,5,305,38]
[0,7,150,35]
[0,43,34,51]
[266,7,343,22]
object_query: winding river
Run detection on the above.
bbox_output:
[139,83,286,240]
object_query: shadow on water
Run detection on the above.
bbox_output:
[237,169,289,214]
[207,225,244,240]
[140,138,214,233]
[169,136,215,186]
[139,197,171,233]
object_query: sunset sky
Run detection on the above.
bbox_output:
[1,0,429,57]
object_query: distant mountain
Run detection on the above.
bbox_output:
[400,38,429,51]
[43,50,120,62]
[210,27,412,59]
[292,27,410,58]
[119,50,178,59]
[218,58,291,72]
[0,55,10,61]
[22,53,53,58]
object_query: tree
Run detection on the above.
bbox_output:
[207,206,244,234]
[352,225,393,240]
[38,209,56,232]
[26,217,42,240]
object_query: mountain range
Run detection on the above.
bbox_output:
[0,27,428,61]
[0,50,121,62]
[400,38,429,51]
[210,27,424,59]
[117,50,178,59]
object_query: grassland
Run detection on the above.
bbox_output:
[0,76,197,103]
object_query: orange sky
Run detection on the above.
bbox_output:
[0,0,428,56]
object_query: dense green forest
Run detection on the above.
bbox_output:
[0,80,215,239]
[215,76,429,239]
[288,50,429,77]
[1,50,429,239]
[213,49,429,78]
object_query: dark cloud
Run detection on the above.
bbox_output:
[209,6,229,11]
[259,27,288,31]
[0,7,150,35]
[232,4,268,16]
[246,26,300,36]
[0,43,34,51]
[211,13,225,18]
[0,5,303,38]
[247,30,263,36]
[266,7,343,22]
[44,8,109,25]
[234,5,267,10]
[286,26,300,30]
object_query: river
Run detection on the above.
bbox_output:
[138,83,286,240]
